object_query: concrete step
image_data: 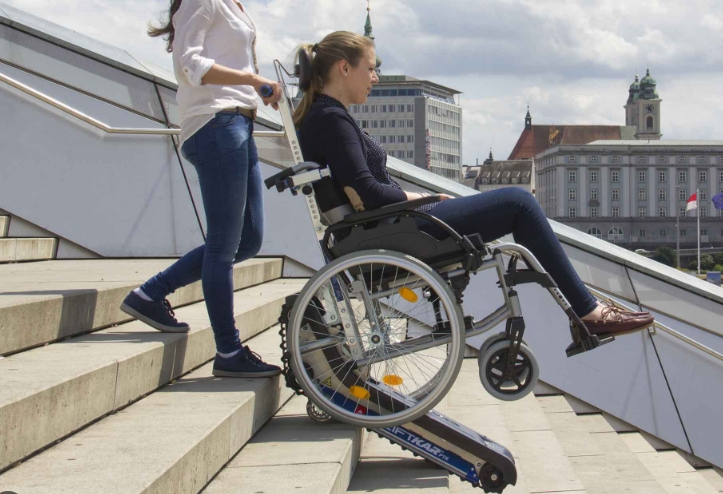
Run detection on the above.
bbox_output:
[0,278,304,472]
[619,432,719,494]
[347,397,449,494]
[538,394,667,494]
[445,361,585,494]
[0,237,57,263]
[0,326,294,494]
[205,395,366,494]
[698,467,723,492]
[347,433,448,493]
[0,216,8,237]
[0,257,283,355]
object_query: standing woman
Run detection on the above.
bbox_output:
[120,0,282,377]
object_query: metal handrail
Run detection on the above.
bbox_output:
[587,286,723,364]
[1,70,285,138]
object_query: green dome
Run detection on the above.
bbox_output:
[639,69,659,99]
[627,74,640,105]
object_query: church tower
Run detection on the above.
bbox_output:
[525,106,532,130]
[625,69,662,140]
[364,1,382,74]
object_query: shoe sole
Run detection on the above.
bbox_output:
[212,369,282,378]
[120,303,190,333]
[592,322,654,338]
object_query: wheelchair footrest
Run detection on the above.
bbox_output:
[565,334,614,358]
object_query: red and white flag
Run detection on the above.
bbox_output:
[686,193,698,211]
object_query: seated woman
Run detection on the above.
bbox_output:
[295,31,653,339]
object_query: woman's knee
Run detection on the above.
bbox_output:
[234,230,263,262]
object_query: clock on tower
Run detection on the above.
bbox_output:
[645,104,655,114]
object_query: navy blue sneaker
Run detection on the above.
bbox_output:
[213,346,282,378]
[120,291,190,333]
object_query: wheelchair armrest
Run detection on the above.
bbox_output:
[343,195,441,224]
[264,161,324,191]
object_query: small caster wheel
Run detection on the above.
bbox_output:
[478,339,539,401]
[306,400,333,423]
[479,332,528,358]
[479,463,507,493]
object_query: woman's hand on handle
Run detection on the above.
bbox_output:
[252,76,281,110]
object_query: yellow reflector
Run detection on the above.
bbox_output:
[349,385,370,400]
[398,287,418,303]
[383,375,404,386]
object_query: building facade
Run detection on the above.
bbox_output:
[535,141,723,247]
[349,75,463,181]
[462,151,533,193]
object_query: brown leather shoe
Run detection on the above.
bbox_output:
[582,302,654,337]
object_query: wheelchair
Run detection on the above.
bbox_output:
[265,50,612,431]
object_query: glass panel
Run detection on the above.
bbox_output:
[0,24,165,121]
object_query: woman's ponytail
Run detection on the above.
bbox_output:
[148,0,183,53]
[292,32,374,129]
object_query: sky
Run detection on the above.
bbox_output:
[6,0,723,164]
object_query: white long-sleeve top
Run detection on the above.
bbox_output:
[172,0,258,144]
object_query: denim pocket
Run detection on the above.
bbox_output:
[211,112,238,128]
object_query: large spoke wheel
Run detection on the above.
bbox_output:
[288,250,465,428]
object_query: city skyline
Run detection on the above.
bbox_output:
[6,0,723,166]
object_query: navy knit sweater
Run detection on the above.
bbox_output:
[298,94,438,212]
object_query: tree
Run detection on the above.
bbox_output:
[701,254,715,271]
[653,247,676,267]
[713,253,723,266]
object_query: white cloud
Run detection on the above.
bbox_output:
[4,0,723,165]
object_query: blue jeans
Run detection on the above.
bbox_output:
[417,188,598,318]
[141,113,263,354]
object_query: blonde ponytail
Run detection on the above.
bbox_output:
[292,31,374,128]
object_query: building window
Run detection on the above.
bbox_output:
[612,157,620,163]
[638,170,646,182]
[389,120,396,128]
[569,207,576,218]
[612,189,620,200]
[638,157,647,163]
[569,189,577,200]
[700,157,708,164]
[659,171,667,183]
[569,171,577,182]
[701,207,708,218]
[679,206,686,217]
[678,157,687,164]
[408,120,414,128]
[587,227,602,238]
[678,188,687,200]
[612,171,620,182]
[658,189,667,200]
[612,207,620,218]
[361,120,368,128]
[372,120,378,128]
[590,207,598,218]
[590,157,598,163]
[701,189,708,200]
[719,171,723,183]
[590,171,598,182]
[380,120,387,128]
[407,151,414,158]
[681,229,687,237]
[609,227,624,240]
[647,116,654,130]
[638,189,646,201]
[700,171,707,183]
[638,207,646,218]
[702,229,708,236]
[659,207,667,218]
[659,229,667,237]
[568,157,577,164]
[407,135,414,143]
[639,229,646,237]
[658,157,667,164]
[390,135,396,143]
[397,104,404,112]
[590,189,598,200]
[407,104,414,112]
[679,170,687,183]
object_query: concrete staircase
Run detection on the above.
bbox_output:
[0,258,721,494]
[0,214,58,263]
